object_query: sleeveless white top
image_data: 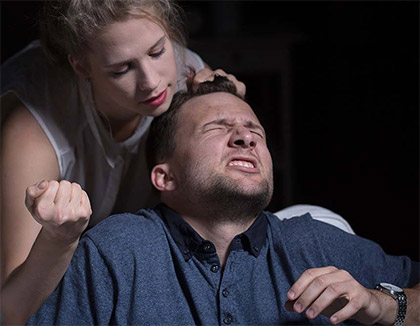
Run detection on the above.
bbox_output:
[1,40,205,227]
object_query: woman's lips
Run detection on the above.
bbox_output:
[141,89,168,107]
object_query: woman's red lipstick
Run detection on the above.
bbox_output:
[141,89,167,107]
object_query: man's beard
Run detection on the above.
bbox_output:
[183,169,273,224]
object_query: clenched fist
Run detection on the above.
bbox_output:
[25,180,92,245]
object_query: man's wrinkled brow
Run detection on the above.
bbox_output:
[201,118,265,135]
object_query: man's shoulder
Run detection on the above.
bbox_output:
[264,210,352,244]
[265,210,316,230]
[82,209,166,249]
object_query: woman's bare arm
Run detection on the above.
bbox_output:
[1,97,90,324]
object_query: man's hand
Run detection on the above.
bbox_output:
[285,266,393,325]
[25,180,92,246]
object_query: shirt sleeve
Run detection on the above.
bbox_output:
[308,217,419,289]
[26,236,115,325]
[276,214,419,290]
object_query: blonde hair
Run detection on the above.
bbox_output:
[40,0,186,70]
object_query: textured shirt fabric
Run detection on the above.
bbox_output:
[1,41,205,226]
[28,205,418,326]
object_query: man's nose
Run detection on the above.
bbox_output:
[228,126,256,149]
[137,65,160,91]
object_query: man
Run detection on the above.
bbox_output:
[28,77,418,325]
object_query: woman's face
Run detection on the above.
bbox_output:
[82,17,178,120]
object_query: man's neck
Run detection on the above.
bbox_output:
[185,215,257,267]
[164,199,258,267]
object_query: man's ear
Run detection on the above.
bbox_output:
[68,54,90,78]
[151,163,176,192]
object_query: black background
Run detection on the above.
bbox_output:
[2,1,419,260]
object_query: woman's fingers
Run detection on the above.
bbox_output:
[25,180,49,209]
[25,180,91,230]
[53,180,72,206]
[26,180,59,221]
[193,68,246,97]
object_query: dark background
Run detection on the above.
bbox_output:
[2,1,419,260]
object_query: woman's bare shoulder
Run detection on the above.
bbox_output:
[1,91,59,176]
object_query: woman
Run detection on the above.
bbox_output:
[1,0,245,323]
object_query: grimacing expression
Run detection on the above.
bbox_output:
[169,92,274,207]
[84,17,178,121]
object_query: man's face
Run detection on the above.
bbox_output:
[168,92,273,213]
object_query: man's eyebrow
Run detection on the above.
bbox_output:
[103,36,166,68]
[202,118,265,135]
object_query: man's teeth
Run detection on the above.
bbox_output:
[228,160,255,168]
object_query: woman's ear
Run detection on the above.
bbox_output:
[151,164,176,192]
[68,54,90,78]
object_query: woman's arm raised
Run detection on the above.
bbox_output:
[1,98,91,324]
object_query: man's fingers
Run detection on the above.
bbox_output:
[292,269,351,313]
[304,281,353,319]
[329,297,365,324]
[287,266,338,301]
[288,268,373,324]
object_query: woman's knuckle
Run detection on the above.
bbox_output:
[72,182,82,191]
[34,206,45,219]
[49,180,59,189]
[53,209,67,224]
[60,180,71,188]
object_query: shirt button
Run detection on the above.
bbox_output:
[222,289,229,297]
[254,246,259,252]
[210,264,219,273]
[223,314,233,325]
[203,243,212,252]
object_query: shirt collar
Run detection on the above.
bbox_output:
[155,203,268,261]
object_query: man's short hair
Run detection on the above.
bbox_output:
[146,75,243,172]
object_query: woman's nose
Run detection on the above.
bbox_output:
[137,65,160,91]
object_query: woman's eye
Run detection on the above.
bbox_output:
[150,47,166,59]
[111,64,131,77]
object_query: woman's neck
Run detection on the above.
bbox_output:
[92,88,142,142]
[98,112,142,142]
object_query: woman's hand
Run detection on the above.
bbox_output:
[25,180,92,246]
[192,68,246,98]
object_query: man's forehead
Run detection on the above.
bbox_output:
[181,92,259,124]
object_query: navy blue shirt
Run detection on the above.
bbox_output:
[28,204,418,325]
